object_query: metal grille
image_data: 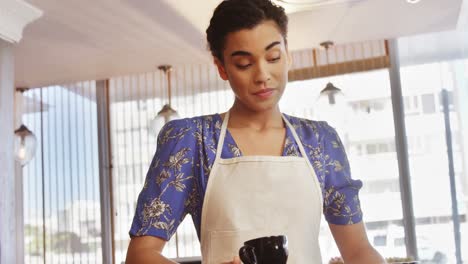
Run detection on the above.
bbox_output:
[22,83,102,264]
[108,65,233,262]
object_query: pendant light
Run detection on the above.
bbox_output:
[149,65,179,136]
[318,41,344,106]
[14,88,37,166]
[316,41,347,130]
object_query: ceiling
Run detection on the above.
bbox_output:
[15,0,464,88]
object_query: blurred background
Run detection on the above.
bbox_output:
[1,0,467,263]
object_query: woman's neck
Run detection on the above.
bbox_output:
[227,101,284,131]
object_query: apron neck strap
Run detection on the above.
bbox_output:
[216,111,309,159]
[282,115,309,158]
[216,111,230,160]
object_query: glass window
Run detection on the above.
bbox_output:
[399,56,468,263]
[374,235,387,246]
[394,237,405,247]
[282,69,403,261]
[109,69,234,263]
[22,83,102,263]
[404,95,420,115]
[421,93,436,114]
[367,144,378,155]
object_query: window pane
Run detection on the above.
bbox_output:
[421,94,436,114]
[109,68,234,263]
[23,83,102,263]
[281,69,403,261]
[399,60,467,263]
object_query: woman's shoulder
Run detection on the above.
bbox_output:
[284,114,321,127]
[158,114,221,142]
[162,114,220,130]
[283,114,334,137]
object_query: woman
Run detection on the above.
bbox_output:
[126,0,386,263]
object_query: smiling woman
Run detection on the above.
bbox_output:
[125,0,385,263]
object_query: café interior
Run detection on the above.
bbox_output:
[1,0,468,263]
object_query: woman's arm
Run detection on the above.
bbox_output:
[329,222,386,264]
[126,236,177,264]
[127,119,198,263]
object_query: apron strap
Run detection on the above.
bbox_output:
[283,115,324,205]
[217,112,310,164]
[216,111,230,160]
[282,115,308,158]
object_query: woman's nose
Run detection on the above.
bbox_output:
[253,62,271,84]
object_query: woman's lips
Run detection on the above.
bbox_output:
[253,88,275,99]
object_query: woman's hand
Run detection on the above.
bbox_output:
[222,256,241,264]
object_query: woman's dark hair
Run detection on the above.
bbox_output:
[206,0,288,62]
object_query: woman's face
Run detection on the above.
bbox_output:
[215,20,291,113]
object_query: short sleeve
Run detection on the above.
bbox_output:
[321,122,363,225]
[129,119,198,240]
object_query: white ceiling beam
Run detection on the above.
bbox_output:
[0,0,43,43]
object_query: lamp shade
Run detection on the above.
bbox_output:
[316,82,347,130]
[14,124,37,166]
[149,104,179,137]
[318,82,344,105]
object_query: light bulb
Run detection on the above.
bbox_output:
[18,145,27,160]
[14,125,37,166]
[148,104,179,137]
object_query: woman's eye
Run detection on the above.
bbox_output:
[236,64,251,69]
[269,56,281,62]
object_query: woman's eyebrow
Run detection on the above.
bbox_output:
[265,41,281,51]
[230,41,282,58]
[231,50,251,57]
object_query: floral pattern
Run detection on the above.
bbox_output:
[130,114,362,240]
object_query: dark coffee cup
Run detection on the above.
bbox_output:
[239,235,288,264]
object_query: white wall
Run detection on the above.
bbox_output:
[0,39,17,264]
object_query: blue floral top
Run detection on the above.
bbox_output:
[129,114,363,241]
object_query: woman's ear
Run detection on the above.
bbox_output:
[214,58,228,81]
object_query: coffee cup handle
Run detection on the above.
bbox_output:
[239,245,257,264]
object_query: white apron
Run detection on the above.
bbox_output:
[200,112,324,264]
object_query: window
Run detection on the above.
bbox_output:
[394,238,405,247]
[374,235,387,246]
[22,83,102,263]
[109,68,234,263]
[282,70,403,260]
[404,95,420,115]
[399,60,467,263]
[366,144,378,154]
[421,93,436,114]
